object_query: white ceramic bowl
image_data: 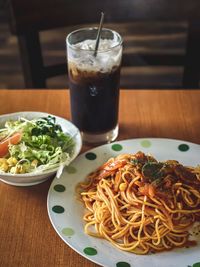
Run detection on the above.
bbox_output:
[0,111,82,186]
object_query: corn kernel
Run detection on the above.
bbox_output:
[0,158,7,165]
[31,159,38,167]
[0,162,9,172]
[7,157,18,166]
[19,166,25,174]
[177,202,183,209]
[11,165,22,174]
[15,165,24,174]
[119,183,127,191]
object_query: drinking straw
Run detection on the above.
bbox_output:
[94,12,105,57]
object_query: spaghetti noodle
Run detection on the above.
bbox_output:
[78,151,200,254]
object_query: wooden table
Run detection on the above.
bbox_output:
[0,89,199,267]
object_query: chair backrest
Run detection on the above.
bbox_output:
[7,0,200,88]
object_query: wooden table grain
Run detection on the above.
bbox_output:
[0,89,199,267]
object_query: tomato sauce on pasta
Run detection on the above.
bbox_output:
[77,151,200,254]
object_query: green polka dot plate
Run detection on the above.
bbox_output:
[47,138,200,267]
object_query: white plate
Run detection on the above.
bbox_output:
[0,111,82,186]
[47,138,200,267]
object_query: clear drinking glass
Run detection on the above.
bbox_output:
[66,27,123,144]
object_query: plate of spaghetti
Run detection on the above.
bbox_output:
[47,138,200,267]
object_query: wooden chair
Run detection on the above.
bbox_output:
[7,0,200,89]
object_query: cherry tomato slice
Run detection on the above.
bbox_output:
[0,132,22,157]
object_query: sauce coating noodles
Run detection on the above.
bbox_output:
[78,152,200,254]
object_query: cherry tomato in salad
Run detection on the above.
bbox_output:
[0,132,22,157]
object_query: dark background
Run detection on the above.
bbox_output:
[0,0,190,89]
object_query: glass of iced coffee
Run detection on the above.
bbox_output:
[66,28,122,144]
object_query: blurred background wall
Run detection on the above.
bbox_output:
[0,0,193,89]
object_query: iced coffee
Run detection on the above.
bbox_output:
[66,28,122,144]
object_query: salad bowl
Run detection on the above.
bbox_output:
[0,111,82,186]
